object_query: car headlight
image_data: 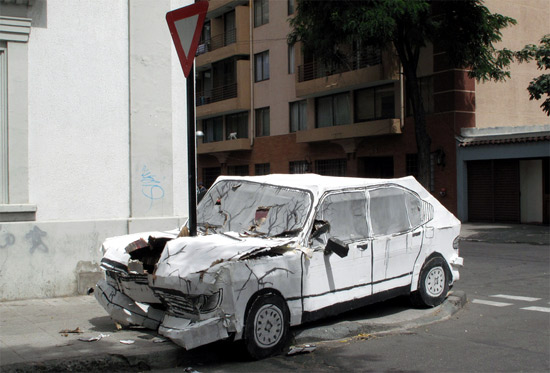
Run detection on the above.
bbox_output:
[194,289,223,313]
[453,236,460,253]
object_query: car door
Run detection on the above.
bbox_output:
[368,186,424,294]
[301,190,371,319]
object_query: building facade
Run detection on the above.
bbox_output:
[0,0,192,300]
[195,0,549,224]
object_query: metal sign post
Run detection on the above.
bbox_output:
[166,1,209,236]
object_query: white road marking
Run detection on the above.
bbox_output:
[521,306,550,313]
[472,299,513,307]
[490,294,541,302]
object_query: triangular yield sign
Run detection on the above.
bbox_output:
[166,0,209,78]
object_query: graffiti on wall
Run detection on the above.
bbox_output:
[26,226,49,254]
[141,165,165,210]
[0,229,15,249]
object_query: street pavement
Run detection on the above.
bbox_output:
[0,223,548,372]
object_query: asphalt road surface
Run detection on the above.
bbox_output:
[154,240,549,372]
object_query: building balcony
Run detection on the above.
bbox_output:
[198,138,251,154]
[207,0,248,17]
[295,118,402,144]
[196,5,250,66]
[196,60,251,119]
[296,50,400,98]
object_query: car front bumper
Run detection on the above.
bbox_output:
[159,314,232,350]
[95,279,164,330]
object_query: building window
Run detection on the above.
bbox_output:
[362,156,394,178]
[0,16,32,214]
[316,93,351,128]
[202,117,223,143]
[255,107,270,137]
[355,84,395,122]
[224,10,236,46]
[288,0,295,15]
[255,51,269,82]
[290,100,307,132]
[226,112,248,139]
[255,163,270,175]
[254,0,269,27]
[227,165,249,176]
[289,160,309,174]
[288,44,295,74]
[203,167,221,188]
[315,159,347,176]
[406,154,418,179]
[0,47,6,203]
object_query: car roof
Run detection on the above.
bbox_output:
[214,174,425,199]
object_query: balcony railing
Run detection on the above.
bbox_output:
[297,50,382,83]
[196,83,238,106]
[196,28,237,56]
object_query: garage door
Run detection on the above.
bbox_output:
[467,159,520,223]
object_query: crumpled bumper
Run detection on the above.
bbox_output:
[450,255,464,281]
[95,279,164,330]
[159,314,230,350]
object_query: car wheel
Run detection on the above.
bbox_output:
[244,293,289,360]
[411,256,449,308]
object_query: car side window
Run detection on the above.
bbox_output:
[404,190,423,229]
[312,191,369,248]
[368,187,411,236]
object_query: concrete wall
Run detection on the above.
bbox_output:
[476,0,550,128]
[0,0,192,301]
[252,0,297,136]
[520,160,543,223]
[28,0,130,221]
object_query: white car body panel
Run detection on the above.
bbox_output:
[94,174,462,351]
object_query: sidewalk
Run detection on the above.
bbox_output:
[0,223,547,371]
[459,222,549,246]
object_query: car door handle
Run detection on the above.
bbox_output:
[412,231,421,237]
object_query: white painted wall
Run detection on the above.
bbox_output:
[0,0,193,300]
[520,160,543,223]
[28,0,130,221]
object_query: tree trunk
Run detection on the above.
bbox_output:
[402,59,432,188]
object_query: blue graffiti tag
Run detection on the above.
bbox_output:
[26,226,48,254]
[141,165,165,209]
[0,229,15,249]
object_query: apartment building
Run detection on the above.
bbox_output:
[195,0,549,224]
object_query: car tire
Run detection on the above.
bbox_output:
[244,293,289,360]
[411,256,449,308]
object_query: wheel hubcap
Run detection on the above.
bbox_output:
[254,304,284,348]
[425,266,445,297]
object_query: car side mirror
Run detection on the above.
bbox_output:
[311,220,330,239]
[325,237,349,258]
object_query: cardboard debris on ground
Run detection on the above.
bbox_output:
[287,344,317,355]
[78,333,110,342]
[59,327,83,337]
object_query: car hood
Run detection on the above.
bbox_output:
[101,230,296,278]
[154,233,296,278]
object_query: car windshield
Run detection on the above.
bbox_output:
[197,180,312,237]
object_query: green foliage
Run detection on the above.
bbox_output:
[289,0,517,81]
[515,35,550,115]
[288,0,518,186]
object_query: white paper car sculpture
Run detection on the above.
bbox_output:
[95,174,463,359]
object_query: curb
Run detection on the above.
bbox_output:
[1,292,467,372]
[0,348,182,373]
[293,291,467,345]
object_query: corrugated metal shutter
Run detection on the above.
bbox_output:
[494,159,520,223]
[468,160,494,222]
[467,159,520,223]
